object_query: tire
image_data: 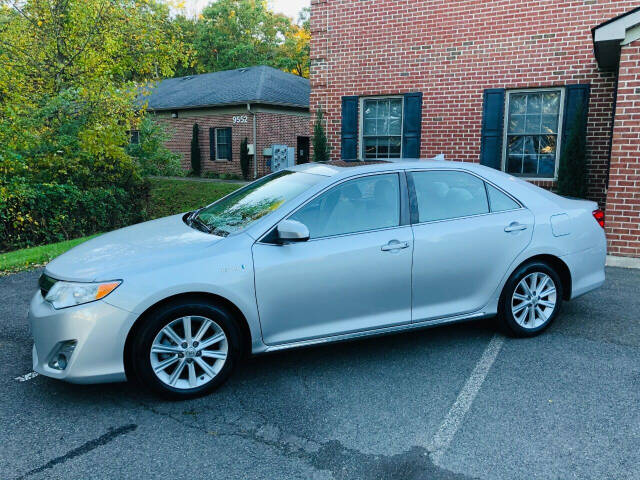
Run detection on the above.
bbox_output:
[131,298,243,399]
[498,261,563,338]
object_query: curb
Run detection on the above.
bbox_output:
[606,255,640,269]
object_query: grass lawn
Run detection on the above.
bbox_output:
[0,179,242,275]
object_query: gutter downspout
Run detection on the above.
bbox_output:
[247,103,257,179]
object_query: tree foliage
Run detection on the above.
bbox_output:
[177,0,309,77]
[127,117,183,177]
[312,108,330,163]
[240,136,250,180]
[190,122,201,176]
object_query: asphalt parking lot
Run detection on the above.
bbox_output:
[1,267,639,480]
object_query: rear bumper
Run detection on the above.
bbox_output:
[562,244,607,300]
[28,291,135,384]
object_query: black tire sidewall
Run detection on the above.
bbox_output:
[132,300,242,399]
[500,262,563,337]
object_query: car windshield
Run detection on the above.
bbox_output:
[193,171,323,236]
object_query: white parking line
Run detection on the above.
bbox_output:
[428,334,505,465]
[15,371,39,382]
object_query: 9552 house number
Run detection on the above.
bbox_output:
[233,115,248,124]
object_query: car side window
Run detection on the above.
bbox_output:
[289,173,400,239]
[411,171,489,222]
[486,184,520,212]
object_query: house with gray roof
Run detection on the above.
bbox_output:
[144,66,310,178]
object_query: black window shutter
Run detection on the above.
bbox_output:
[402,92,423,159]
[341,96,358,160]
[209,128,216,160]
[480,89,506,170]
[561,84,590,154]
[226,127,233,162]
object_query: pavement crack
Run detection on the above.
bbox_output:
[16,424,137,479]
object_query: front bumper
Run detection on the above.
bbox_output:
[28,291,136,384]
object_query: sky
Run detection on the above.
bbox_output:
[181,0,309,21]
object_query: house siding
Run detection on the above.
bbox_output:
[154,108,310,178]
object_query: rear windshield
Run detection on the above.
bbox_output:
[195,171,323,236]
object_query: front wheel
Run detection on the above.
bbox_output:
[499,262,563,337]
[131,299,243,399]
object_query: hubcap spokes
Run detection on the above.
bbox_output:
[150,316,228,390]
[511,272,557,329]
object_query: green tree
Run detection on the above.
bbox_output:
[126,117,183,177]
[557,106,587,198]
[192,0,302,75]
[190,122,201,176]
[276,8,310,77]
[240,137,250,180]
[312,108,331,163]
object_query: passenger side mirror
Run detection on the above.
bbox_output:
[276,220,310,243]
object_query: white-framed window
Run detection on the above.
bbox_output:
[502,88,565,179]
[360,97,403,160]
[215,127,232,161]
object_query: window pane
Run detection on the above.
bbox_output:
[390,99,402,117]
[542,92,560,114]
[412,171,489,222]
[525,115,541,133]
[538,135,556,155]
[361,97,403,159]
[523,136,537,155]
[290,174,400,238]
[541,115,558,134]
[508,136,524,155]
[218,144,230,160]
[510,94,527,114]
[523,155,538,175]
[527,94,542,114]
[503,90,562,177]
[508,115,525,134]
[487,184,520,212]
[507,155,523,174]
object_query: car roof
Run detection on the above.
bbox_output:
[287,160,496,178]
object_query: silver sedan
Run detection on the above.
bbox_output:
[29,161,607,398]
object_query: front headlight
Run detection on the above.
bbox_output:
[45,280,121,309]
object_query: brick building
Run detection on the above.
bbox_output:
[310,2,640,260]
[147,66,310,179]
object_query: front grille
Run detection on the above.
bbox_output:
[38,273,57,299]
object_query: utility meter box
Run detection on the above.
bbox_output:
[271,145,295,172]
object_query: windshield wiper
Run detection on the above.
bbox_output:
[187,209,212,234]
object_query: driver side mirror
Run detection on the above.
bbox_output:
[276,220,310,244]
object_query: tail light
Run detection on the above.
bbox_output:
[592,209,605,229]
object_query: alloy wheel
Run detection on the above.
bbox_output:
[511,272,557,330]
[149,316,228,390]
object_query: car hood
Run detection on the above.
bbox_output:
[45,214,223,282]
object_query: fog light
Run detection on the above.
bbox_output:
[48,340,77,370]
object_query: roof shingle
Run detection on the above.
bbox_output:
[144,65,310,111]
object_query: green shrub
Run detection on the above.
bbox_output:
[240,137,251,180]
[0,179,149,252]
[126,117,183,177]
[190,123,202,176]
[312,108,331,163]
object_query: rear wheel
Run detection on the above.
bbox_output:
[131,299,242,399]
[499,261,563,337]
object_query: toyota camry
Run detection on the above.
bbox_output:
[29,161,607,398]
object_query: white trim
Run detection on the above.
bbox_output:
[501,87,565,181]
[358,95,404,161]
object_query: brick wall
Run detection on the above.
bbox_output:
[604,39,640,258]
[156,109,309,178]
[310,0,639,208]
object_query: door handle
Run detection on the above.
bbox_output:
[504,222,528,233]
[381,240,410,251]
